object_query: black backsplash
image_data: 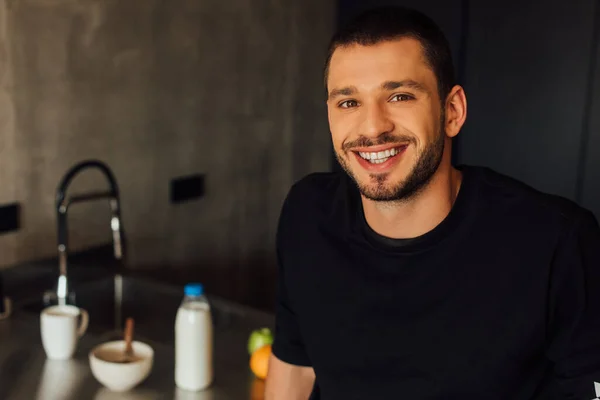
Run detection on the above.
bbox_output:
[0,203,20,234]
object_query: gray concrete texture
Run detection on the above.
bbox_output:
[0,0,335,270]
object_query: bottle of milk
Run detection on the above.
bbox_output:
[175,283,213,391]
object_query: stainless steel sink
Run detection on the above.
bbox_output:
[21,274,273,345]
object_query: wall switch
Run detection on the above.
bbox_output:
[0,203,20,234]
[170,174,205,204]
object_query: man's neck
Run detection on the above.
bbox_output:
[361,164,463,239]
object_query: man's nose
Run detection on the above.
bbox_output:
[360,102,394,138]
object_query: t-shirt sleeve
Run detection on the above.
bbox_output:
[546,209,600,399]
[271,192,312,367]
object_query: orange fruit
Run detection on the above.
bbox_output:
[250,344,271,379]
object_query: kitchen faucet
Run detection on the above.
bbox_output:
[54,160,125,306]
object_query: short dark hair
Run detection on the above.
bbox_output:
[324,6,456,102]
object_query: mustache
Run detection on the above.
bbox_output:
[341,132,416,152]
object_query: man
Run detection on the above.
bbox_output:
[265,6,600,400]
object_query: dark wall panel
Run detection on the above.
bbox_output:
[459,0,596,200]
[581,7,600,219]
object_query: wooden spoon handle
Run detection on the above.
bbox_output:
[124,317,134,355]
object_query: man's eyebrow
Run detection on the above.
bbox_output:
[328,80,429,100]
[382,80,429,94]
[328,86,357,100]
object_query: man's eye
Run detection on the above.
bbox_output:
[390,94,414,102]
[339,100,358,109]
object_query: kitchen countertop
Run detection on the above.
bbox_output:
[0,309,272,399]
[0,249,275,400]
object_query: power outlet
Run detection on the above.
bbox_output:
[0,203,20,234]
[170,174,205,204]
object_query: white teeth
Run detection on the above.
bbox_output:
[358,146,404,163]
[368,156,390,164]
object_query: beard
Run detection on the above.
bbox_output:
[335,126,446,203]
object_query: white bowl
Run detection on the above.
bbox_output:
[89,340,154,392]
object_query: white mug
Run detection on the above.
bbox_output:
[41,305,89,360]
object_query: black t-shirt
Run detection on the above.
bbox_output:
[359,199,417,248]
[272,165,600,400]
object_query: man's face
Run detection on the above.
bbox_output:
[327,38,446,202]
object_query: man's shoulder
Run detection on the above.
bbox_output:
[278,171,349,232]
[286,171,346,206]
[469,165,593,228]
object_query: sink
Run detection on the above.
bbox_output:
[20,274,274,345]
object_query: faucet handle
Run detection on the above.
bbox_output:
[111,219,123,259]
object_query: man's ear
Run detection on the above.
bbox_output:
[444,85,467,138]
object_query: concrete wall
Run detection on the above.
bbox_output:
[0,0,334,271]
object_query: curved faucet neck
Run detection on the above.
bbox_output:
[55,160,125,304]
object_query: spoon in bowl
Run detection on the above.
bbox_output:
[115,317,135,363]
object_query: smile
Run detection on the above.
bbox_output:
[356,146,406,164]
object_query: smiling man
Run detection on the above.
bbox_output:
[265,6,600,400]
